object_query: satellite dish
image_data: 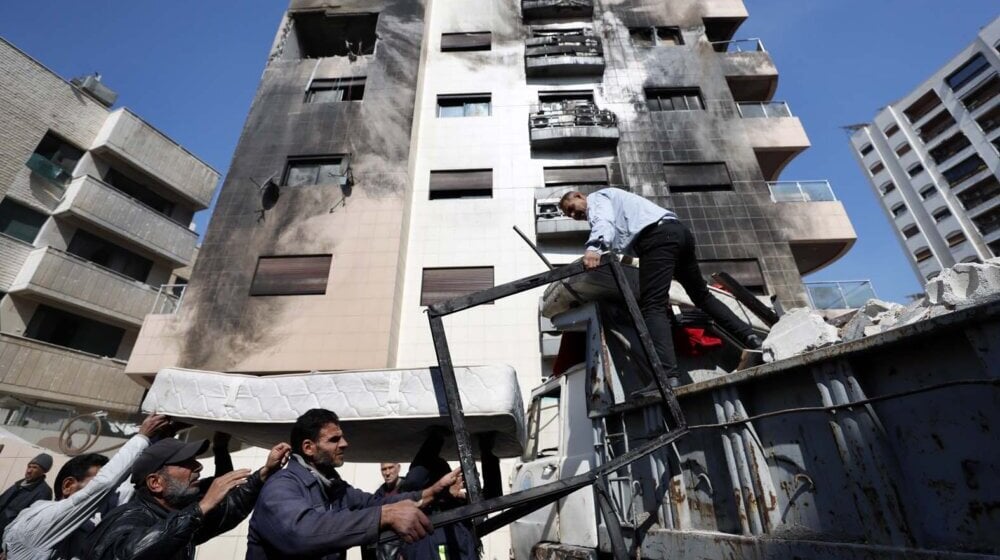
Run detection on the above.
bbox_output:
[260,178,280,210]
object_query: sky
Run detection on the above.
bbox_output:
[1,1,998,303]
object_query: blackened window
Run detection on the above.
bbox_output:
[945,53,990,91]
[664,162,732,193]
[441,32,492,52]
[859,143,874,156]
[961,74,999,111]
[437,94,491,117]
[67,229,153,282]
[699,259,767,295]
[932,207,952,222]
[291,12,378,58]
[429,169,493,200]
[942,154,987,186]
[104,168,176,217]
[629,26,683,47]
[283,156,349,187]
[250,255,332,296]
[420,267,494,306]
[902,224,920,239]
[25,304,125,357]
[646,88,704,111]
[306,77,366,102]
[0,199,46,243]
[538,90,594,104]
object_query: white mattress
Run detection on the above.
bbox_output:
[143,366,525,462]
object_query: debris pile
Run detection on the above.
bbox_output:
[761,258,1000,363]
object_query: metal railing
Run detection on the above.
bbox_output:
[151,283,186,315]
[767,180,837,202]
[805,280,878,310]
[525,30,602,59]
[711,38,765,53]
[529,100,617,129]
[737,101,791,118]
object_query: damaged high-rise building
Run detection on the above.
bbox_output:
[124,1,855,556]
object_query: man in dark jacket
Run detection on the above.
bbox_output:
[247,408,465,560]
[86,437,291,560]
[0,453,53,537]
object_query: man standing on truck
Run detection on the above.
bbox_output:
[559,187,762,390]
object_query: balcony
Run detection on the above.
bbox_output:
[740,102,810,181]
[522,0,592,20]
[0,234,34,292]
[529,100,619,149]
[535,198,590,239]
[525,30,604,78]
[8,247,161,328]
[712,39,778,102]
[53,176,197,266]
[0,332,141,413]
[91,109,218,209]
[805,280,878,310]
[769,180,856,274]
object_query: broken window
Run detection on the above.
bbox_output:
[429,169,493,200]
[67,229,153,282]
[629,26,683,47]
[700,259,766,295]
[646,88,704,111]
[945,52,990,91]
[283,156,350,187]
[420,267,494,306]
[25,304,125,357]
[0,198,46,244]
[664,162,733,193]
[441,32,492,52]
[250,255,332,296]
[26,132,83,186]
[290,11,378,58]
[306,77,366,103]
[437,94,491,117]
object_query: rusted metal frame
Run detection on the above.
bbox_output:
[711,271,780,327]
[608,258,686,428]
[594,477,630,560]
[428,315,484,506]
[376,428,689,544]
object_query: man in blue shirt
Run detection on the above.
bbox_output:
[560,188,762,390]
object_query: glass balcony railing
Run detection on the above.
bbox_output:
[25,153,72,187]
[805,280,878,310]
[738,101,792,118]
[711,38,766,53]
[768,180,837,202]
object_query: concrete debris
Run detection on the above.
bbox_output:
[688,366,729,384]
[925,260,1000,307]
[762,308,841,363]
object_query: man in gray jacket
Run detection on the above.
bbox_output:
[2,414,169,560]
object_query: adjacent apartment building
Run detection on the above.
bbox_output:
[849,17,1000,284]
[123,1,855,556]
[0,39,218,424]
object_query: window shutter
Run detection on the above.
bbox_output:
[429,170,493,192]
[421,267,494,306]
[441,32,492,51]
[250,255,332,296]
[543,166,609,185]
[663,162,732,191]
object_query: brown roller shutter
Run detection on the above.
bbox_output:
[441,32,492,52]
[429,169,493,199]
[543,166,609,185]
[250,255,332,296]
[421,267,494,306]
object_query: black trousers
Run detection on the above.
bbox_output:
[634,220,755,377]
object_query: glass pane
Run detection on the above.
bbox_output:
[806,284,844,309]
[765,103,790,118]
[464,101,491,117]
[842,282,877,308]
[770,182,804,202]
[318,162,344,185]
[740,104,765,118]
[801,181,834,201]
[310,88,345,103]
[286,164,318,186]
[686,95,702,110]
[437,103,464,118]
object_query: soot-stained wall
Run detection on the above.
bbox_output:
[173,0,426,373]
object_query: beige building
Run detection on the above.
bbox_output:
[0,38,218,429]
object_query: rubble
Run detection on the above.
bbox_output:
[925,260,1000,307]
[762,307,841,363]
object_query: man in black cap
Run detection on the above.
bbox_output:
[0,453,53,537]
[86,437,291,560]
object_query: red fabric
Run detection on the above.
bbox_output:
[673,326,722,357]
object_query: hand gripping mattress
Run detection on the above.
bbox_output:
[143,366,525,463]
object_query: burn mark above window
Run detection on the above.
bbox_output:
[291,11,378,58]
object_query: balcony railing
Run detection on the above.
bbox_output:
[768,180,837,202]
[529,100,617,130]
[525,31,602,59]
[25,153,72,187]
[151,283,186,315]
[711,38,765,53]
[737,101,791,118]
[805,280,878,310]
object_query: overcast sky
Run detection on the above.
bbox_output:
[2,1,998,302]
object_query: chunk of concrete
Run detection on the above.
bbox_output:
[839,311,872,342]
[763,308,841,363]
[926,261,1000,307]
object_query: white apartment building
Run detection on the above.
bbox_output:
[849,17,1000,284]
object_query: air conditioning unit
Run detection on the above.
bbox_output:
[70,74,118,108]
